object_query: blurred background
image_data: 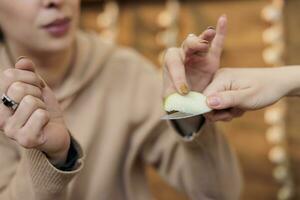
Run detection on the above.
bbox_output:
[80,0,300,199]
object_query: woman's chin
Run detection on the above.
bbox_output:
[35,34,75,53]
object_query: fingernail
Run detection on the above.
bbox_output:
[179,84,189,95]
[207,96,221,107]
[16,56,26,62]
[207,26,215,30]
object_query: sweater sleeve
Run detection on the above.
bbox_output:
[130,55,242,200]
[142,120,242,200]
[0,132,84,200]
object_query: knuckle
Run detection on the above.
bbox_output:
[11,82,24,90]
[3,69,16,80]
[3,121,11,133]
[23,95,36,106]
[35,88,42,98]
[3,123,16,139]
[34,109,49,121]
[9,82,25,96]
[17,136,36,148]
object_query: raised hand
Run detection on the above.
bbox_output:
[163,15,227,97]
[0,58,70,166]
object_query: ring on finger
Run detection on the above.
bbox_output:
[1,94,19,111]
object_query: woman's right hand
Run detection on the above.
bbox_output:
[203,67,297,122]
[0,58,48,148]
[0,58,71,167]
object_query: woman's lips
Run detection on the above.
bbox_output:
[42,18,71,37]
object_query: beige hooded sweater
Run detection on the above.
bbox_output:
[0,31,241,200]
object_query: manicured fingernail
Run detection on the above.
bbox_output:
[207,26,215,30]
[179,84,189,95]
[208,96,221,107]
[16,56,26,62]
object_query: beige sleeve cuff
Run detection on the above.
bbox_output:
[24,137,84,194]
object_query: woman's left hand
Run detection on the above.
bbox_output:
[163,15,227,97]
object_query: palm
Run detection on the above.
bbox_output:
[162,16,227,98]
[184,16,227,93]
[186,52,221,92]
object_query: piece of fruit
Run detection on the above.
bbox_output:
[164,91,212,115]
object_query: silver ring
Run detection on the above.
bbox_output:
[1,94,19,111]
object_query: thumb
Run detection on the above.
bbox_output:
[14,57,61,117]
[15,57,45,89]
[41,82,62,118]
[15,57,36,72]
[206,90,248,110]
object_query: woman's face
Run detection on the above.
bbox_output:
[0,0,80,53]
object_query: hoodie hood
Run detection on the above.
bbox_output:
[52,31,115,108]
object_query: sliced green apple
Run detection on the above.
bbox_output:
[164,91,212,115]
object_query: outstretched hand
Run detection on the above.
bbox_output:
[163,15,227,97]
[203,67,291,122]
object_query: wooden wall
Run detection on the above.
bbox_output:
[80,0,289,199]
[284,0,300,198]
